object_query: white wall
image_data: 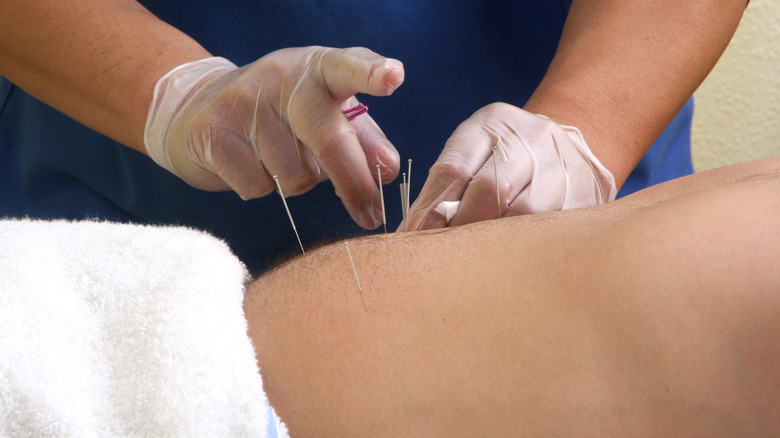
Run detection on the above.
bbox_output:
[692,1,780,171]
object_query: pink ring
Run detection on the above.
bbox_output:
[342,103,368,121]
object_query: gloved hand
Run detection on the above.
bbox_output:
[144,46,404,229]
[404,103,616,230]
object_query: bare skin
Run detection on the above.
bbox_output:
[524,0,746,188]
[0,0,208,152]
[245,157,780,437]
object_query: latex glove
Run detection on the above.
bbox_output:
[404,103,616,230]
[144,47,404,229]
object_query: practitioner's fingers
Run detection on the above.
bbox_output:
[341,98,400,184]
[319,47,405,101]
[250,95,323,196]
[448,137,534,226]
[287,86,383,229]
[403,107,497,231]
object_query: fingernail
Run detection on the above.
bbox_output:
[383,59,404,94]
[375,148,399,178]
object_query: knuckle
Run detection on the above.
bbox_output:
[309,121,357,155]
[340,182,375,206]
[234,176,276,200]
[429,160,473,186]
[477,102,513,119]
[282,170,319,196]
[471,174,510,202]
[254,54,287,78]
[344,46,376,57]
[334,46,378,63]
[470,177,495,199]
[257,46,323,82]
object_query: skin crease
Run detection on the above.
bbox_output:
[245,157,780,437]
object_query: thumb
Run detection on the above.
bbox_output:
[319,47,405,102]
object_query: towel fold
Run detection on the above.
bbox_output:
[0,219,279,437]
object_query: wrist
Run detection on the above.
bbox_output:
[144,57,238,173]
[524,94,637,192]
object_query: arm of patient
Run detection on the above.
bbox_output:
[244,158,780,437]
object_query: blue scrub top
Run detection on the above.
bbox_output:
[0,0,693,273]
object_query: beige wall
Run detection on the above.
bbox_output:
[692,1,780,171]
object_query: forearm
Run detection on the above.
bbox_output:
[523,0,745,188]
[0,0,210,152]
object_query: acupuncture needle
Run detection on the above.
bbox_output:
[406,159,412,218]
[273,175,305,254]
[377,165,387,234]
[493,146,501,219]
[400,172,408,223]
[344,242,366,311]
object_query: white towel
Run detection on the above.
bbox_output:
[0,219,283,437]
